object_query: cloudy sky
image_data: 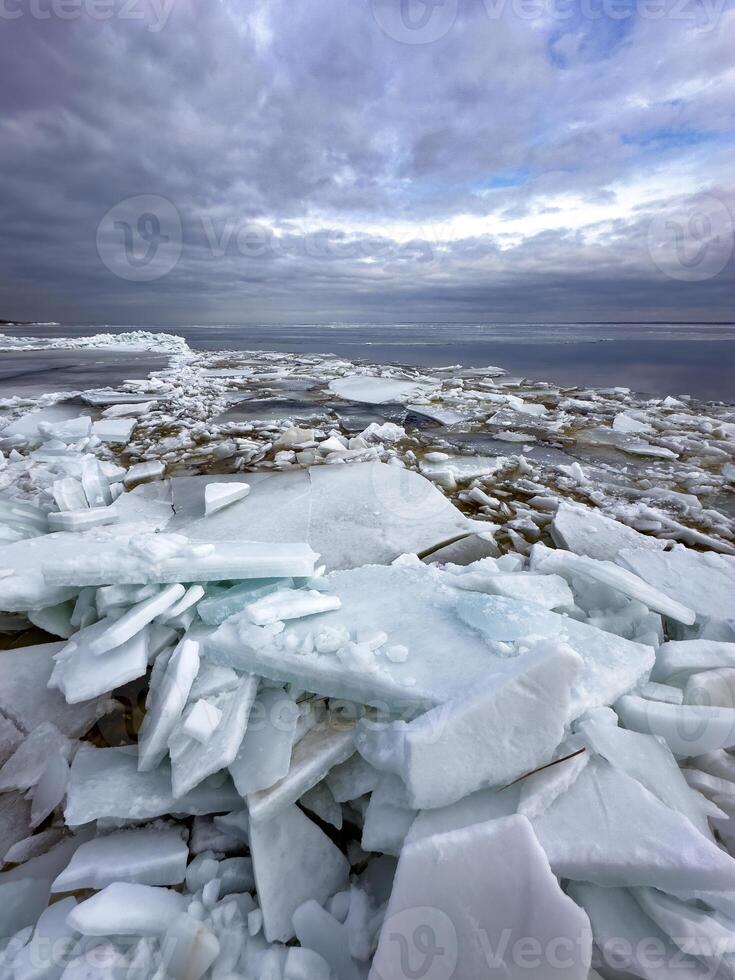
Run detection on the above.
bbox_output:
[1,0,733,324]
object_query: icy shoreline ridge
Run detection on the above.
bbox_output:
[0,336,734,979]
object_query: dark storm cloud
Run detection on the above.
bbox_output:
[0,0,733,324]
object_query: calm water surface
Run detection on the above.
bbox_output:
[5,323,734,402]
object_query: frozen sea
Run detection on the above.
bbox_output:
[4,321,734,402]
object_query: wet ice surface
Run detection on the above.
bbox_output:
[0,328,734,979]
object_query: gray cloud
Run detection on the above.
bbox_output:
[0,0,733,324]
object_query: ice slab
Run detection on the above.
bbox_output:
[533,758,735,891]
[168,462,486,572]
[0,722,71,792]
[568,883,710,980]
[50,620,150,704]
[162,914,220,980]
[577,710,710,837]
[137,637,201,772]
[551,500,667,561]
[9,896,78,980]
[92,417,136,444]
[204,481,250,516]
[451,568,573,609]
[329,375,432,404]
[205,563,514,709]
[87,584,184,654]
[370,816,592,980]
[247,722,355,822]
[65,746,241,826]
[42,535,318,586]
[0,641,106,737]
[652,639,735,683]
[356,642,581,808]
[48,507,120,533]
[619,546,735,631]
[206,562,653,714]
[250,803,349,943]
[228,687,299,796]
[616,694,735,757]
[533,545,696,625]
[67,882,186,936]
[52,828,188,892]
[169,675,257,798]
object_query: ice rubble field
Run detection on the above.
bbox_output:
[0,332,733,978]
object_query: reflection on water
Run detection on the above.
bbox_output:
[0,349,168,398]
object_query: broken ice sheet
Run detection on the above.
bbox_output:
[65,746,241,826]
[250,803,349,943]
[356,641,581,808]
[168,461,486,572]
[370,816,592,980]
[52,828,188,892]
[205,561,653,715]
[328,375,433,404]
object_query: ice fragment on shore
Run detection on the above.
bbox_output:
[533,758,735,890]
[328,375,431,404]
[137,637,201,771]
[86,584,185,655]
[124,460,165,486]
[652,639,735,682]
[356,642,581,808]
[616,694,735,756]
[228,687,299,796]
[370,816,592,980]
[67,882,186,936]
[204,481,250,516]
[618,546,735,633]
[169,675,257,798]
[532,544,696,625]
[551,500,667,561]
[42,538,318,586]
[50,620,150,703]
[52,828,188,893]
[249,803,349,943]
[568,883,710,980]
[0,641,106,736]
[245,588,341,626]
[65,746,241,825]
[247,722,355,822]
[48,507,119,532]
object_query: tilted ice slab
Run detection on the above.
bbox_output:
[370,816,592,980]
[532,544,696,625]
[41,535,317,587]
[0,492,177,610]
[65,746,241,826]
[206,562,653,715]
[328,375,432,404]
[618,546,735,634]
[0,641,107,737]
[249,803,349,943]
[167,462,486,571]
[356,642,582,808]
[52,828,189,892]
[533,758,735,892]
[551,500,668,561]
